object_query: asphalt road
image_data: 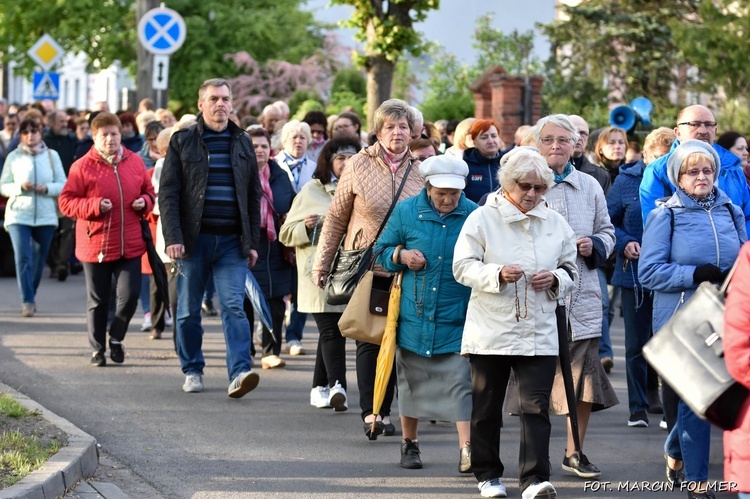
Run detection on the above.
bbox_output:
[0,272,735,498]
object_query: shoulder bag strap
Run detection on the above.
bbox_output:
[371,160,414,243]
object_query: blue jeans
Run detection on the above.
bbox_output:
[739,493,750,499]
[621,287,653,413]
[139,274,150,314]
[664,399,711,482]
[176,234,252,381]
[597,269,613,359]
[285,272,305,343]
[7,224,56,305]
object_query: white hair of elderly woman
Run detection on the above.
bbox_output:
[280,120,312,145]
[531,114,580,146]
[497,146,555,191]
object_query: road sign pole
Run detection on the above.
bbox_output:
[136,0,161,108]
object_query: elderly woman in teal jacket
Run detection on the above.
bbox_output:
[375,155,478,472]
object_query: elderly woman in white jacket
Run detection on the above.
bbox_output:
[453,147,577,499]
[0,116,66,317]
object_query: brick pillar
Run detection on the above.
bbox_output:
[470,67,545,148]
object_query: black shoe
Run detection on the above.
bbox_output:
[384,421,396,436]
[628,410,649,427]
[109,340,125,364]
[364,421,384,441]
[90,352,106,367]
[201,300,218,316]
[70,263,83,275]
[400,439,422,469]
[56,266,68,282]
[665,454,685,486]
[562,452,601,478]
[687,490,715,499]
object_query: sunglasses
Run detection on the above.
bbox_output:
[516,182,548,193]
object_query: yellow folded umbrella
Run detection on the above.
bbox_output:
[371,271,403,435]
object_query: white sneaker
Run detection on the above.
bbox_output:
[228,371,260,398]
[141,312,152,331]
[182,373,203,393]
[310,386,331,408]
[522,481,556,499]
[660,416,668,430]
[328,382,348,412]
[287,340,305,356]
[478,478,507,498]
[165,312,173,327]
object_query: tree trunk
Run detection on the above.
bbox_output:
[136,0,168,108]
[366,55,396,130]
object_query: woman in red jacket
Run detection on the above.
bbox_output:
[724,241,750,499]
[59,112,154,367]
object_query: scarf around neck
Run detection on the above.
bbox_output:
[96,146,124,167]
[503,189,530,213]
[553,163,574,184]
[685,187,717,211]
[379,142,408,173]
[19,141,47,156]
[259,166,277,242]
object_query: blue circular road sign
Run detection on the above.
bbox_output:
[137,7,187,55]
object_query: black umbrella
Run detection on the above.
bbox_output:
[140,219,171,314]
[556,304,581,454]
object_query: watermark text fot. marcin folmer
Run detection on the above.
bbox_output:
[583,481,739,493]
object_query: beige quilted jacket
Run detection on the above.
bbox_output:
[313,142,424,275]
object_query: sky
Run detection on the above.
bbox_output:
[304,0,557,101]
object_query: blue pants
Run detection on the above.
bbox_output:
[664,396,711,482]
[7,224,56,305]
[621,287,653,413]
[597,268,613,359]
[176,234,252,381]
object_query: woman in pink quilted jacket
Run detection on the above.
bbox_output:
[312,99,423,440]
[723,241,750,499]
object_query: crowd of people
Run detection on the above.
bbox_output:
[1,84,750,499]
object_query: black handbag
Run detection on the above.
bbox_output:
[643,268,749,431]
[325,161,413,306]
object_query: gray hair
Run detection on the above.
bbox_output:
[373,99,414,134]
[408,106,424,128]
[198,78,232,101]
[532,114,579,146]
[498,146,555,191]
[281,120,312,146]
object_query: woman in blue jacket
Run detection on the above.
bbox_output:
[462,119,502,203]
[640,140,747,499]
[375,155,477,472]
[606,127,675,427]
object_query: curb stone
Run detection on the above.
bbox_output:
[0,382,98,499]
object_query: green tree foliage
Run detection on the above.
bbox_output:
[288,89,324,118]
[539,0,699,115]
[330,0,439,126]
[419,48,474,122]
[0,0,325,113]
[391,58,417,102]
[473,14,542,77]
[0,0,135,73]
[331,67,367,96]
[671,1,750,103]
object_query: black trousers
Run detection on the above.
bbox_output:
[356,340,395,420]
[83,257,141,354]
[243,296,286,357]
[312,313,347,390]
[470,354,557,490]
[47,216,75,272]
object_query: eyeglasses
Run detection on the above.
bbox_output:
[683,167,715,177]
[677,121,717,130]
[310,129,325,136]
[516,182,548,193]
[20,128,41,135]
[539,136,573,146]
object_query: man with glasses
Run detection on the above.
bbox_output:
[640,104,750,232]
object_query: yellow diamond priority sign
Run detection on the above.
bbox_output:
[28,34,65,70]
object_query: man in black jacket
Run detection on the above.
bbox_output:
[160,78,262,399]
[45,110,78,281]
